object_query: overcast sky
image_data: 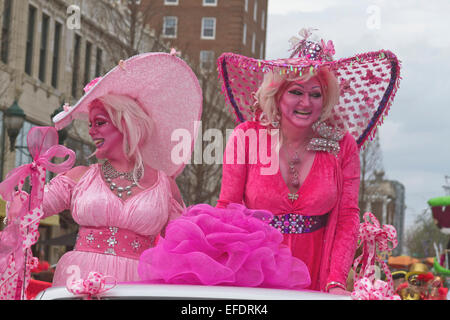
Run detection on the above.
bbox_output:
[266,0,450,231]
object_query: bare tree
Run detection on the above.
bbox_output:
[86,0,170,63]
[405,209,448,258]
[359,133,384,212]
[175,67,235,206]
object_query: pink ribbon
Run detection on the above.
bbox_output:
[67,272,116,300]
[352,277,401,300]
[0,127,75,300]
[351,212,399,300]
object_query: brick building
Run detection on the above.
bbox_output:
[144,0,268,70]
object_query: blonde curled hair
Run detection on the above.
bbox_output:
[89,94,155,183]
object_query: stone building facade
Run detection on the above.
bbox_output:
[361,171,406,255]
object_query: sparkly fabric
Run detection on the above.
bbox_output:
[42,164,183,286]
[75,226,155,260]
[269,213,329,234]
[53,53,203,178]
[217,121,361,291]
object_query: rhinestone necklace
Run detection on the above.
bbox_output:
[101,161,143,198]
[283,142,305,202]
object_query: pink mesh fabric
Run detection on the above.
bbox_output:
[138,203,311,290]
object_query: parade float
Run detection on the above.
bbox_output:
[428,195,450,278]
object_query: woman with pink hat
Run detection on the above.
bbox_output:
[214,28,401,293]
[138,28,401,294]
[42,52,202,287]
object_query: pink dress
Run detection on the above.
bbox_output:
[43,164,182,287]
[217,121,361,291]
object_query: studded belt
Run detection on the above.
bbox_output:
[269,213,329,234]
[75,226,155,260]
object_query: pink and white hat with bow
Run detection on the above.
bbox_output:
[217,28,401,149]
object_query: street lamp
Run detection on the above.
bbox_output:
[4,100,25,151]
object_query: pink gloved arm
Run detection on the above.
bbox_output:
[326,133,361,288]
[42,174,76,219]
[216,122,250,208]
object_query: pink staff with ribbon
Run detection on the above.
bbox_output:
[0,127,75,300]
[351,212,401,300]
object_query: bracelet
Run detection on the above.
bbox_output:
[325,281,346,292]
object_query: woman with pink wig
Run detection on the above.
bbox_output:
[42,52,202,287]
[212,29,401,293]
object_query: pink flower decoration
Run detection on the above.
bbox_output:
[321,39,335,57]
[83,77,102,94]
[170,48,181,56]
[63,103,71,113]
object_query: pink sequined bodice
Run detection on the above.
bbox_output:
[43,164,182,286]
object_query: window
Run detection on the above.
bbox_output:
[201,17,216,39]
[38,14,50,82]
[51,21,62,88]
[244,0,248,12]
[95,47,103,77]
[242,23,247,45]
[164,0,178,5]
[200,50,215,70]
[84,41,92,85]
[203,0,217,6]
[163,16,177,38]
[252,33,256,54]
[253,0,258,22]
[261,10,265,30]
[25,5,37,75]
[71,34,81,98]
[15,121,35,168]
[1,0,13,64]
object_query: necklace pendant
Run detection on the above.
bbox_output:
[288,193,299,201]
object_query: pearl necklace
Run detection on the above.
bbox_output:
[101,161,143,198]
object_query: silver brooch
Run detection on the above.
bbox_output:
[307,122,344,156]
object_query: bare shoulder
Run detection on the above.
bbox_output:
[64,165,90,183]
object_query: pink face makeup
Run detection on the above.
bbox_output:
[88,102,124,160]
[278,77,324,129]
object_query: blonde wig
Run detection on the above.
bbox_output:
[89,94,155,183]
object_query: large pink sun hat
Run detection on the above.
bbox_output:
[53,52,203,177]
[217,28,401,149]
